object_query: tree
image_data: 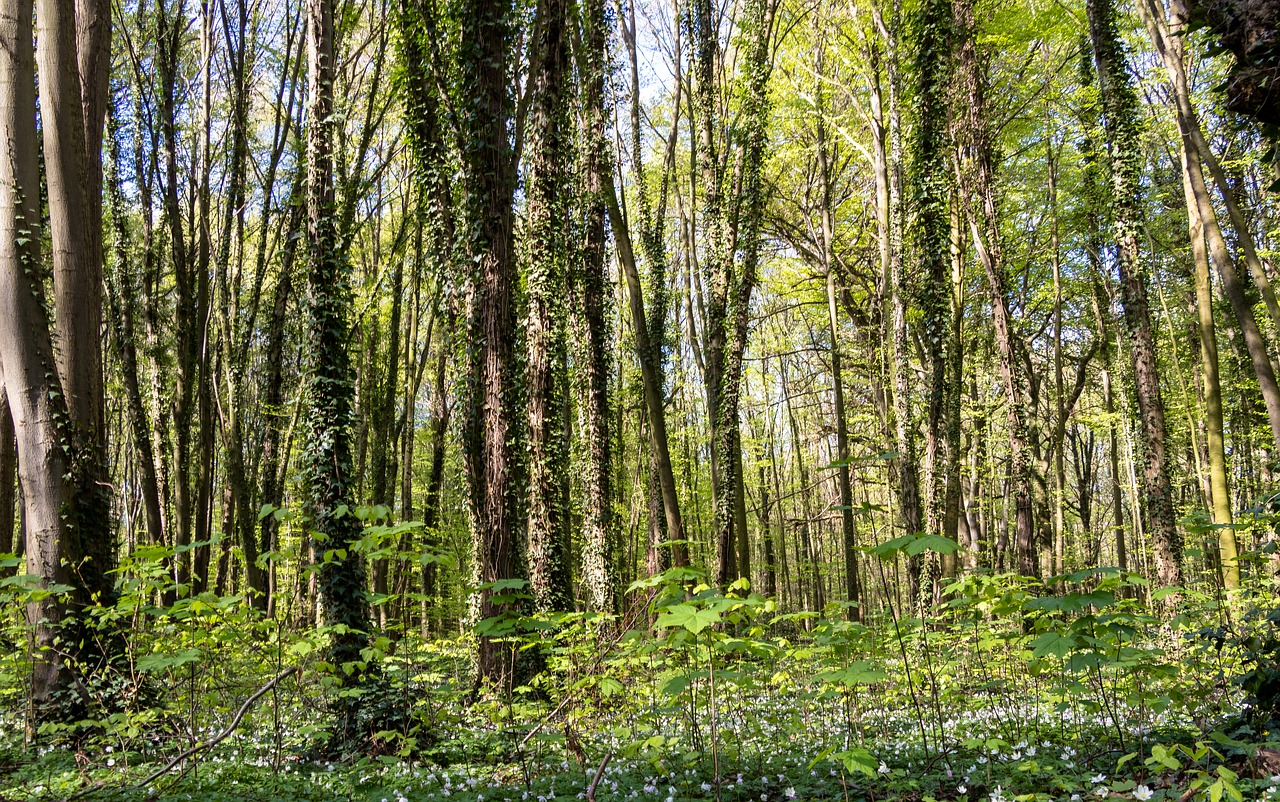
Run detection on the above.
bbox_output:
[305,0,376,741]
[908,0,953,603]
[458,0,535,688]
[1087,0,1184,588]
[693,0,774,587]
[525,0,574,614]
[951,0,1035,577]
[577,0,618,614]
[813,36,861,619]
[0,0,78,709]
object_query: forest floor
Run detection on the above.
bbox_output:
[0,572,1278,801]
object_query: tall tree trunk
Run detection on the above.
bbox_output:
[695,0,773,587]
[258,179,304,614]
[1138,0,1280,458]
[604,184,687,567]
[578,0,617,614]
[1183,157,1238,587]
[910,0,952,606]
[815,70,860,618]
[158,0,196,588]
[459,0,533,688]
[879,4,922,592]
[1088,0,1183,588]
[37,0,115,608]
[951,0,1034,577]
[306,0,375,739]
[0,0,82,708]
[525,0,574,614]
[106,115,166,551]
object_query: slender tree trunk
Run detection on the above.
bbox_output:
[1138,0,1280,457]
[306,0,375,737]
[952,0,1034,577]
[879,4,922,593]
[604,183,687,566]
[815,79,860,618]
[1088,0,1183,588]
[106,117,166,551]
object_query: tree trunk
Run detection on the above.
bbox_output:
[306,0,375,737]
[815,78,860,618]
[525,0,574,614]
[605,182,687,567]
[880,4,922,591]
[1138,0,1280,458]
[458,0,534,688]
[37,0,115,608]
[0,0,80,707]
[910,0,953,607]
[577,0,616,614]
[1088,0,1183,588]
[105,117,166,551]
[952,0,1034,577]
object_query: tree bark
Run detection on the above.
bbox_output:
[305,0,375,736]
[0,0,80,706]
[37,0,115,607]
[458,0,534,688]
[525,0,574,614]
[951,0,1034,577]
[815,73,860,618]
[578,0,617,614]
[910,0,953,606]
[1088,0,1184,588]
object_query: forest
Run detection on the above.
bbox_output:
[1,0,1279,797]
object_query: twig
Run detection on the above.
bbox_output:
[135,666,299,788]
[516,603,645,750]
[585,750,612,802]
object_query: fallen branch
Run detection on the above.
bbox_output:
[135,666,299,788]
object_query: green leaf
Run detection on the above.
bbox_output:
[1029,631,1076,659]
[655,604,720,634]
[904,534,961,556]
[831,747,878,777]
[661,675,690,696]
[137,648,202,673]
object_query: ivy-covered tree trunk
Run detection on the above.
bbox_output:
[397,0,459,634]
[1087,0,1183,589]
[695,0,772,588]
[458,0,534,688]
[908,0,952,605]
[578,0,618,614]
[305,0,375,740]
[0,0,79,709]
[525,0,574,614]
